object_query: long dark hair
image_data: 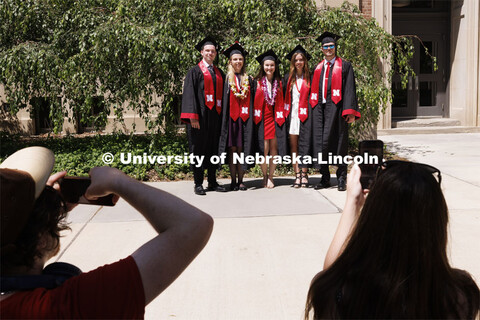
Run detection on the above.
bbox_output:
[305,163,480,319]
[254,59,281,82]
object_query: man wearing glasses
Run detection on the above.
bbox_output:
[307,32,361,191]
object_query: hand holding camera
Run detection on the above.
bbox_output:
[59,168,118,206]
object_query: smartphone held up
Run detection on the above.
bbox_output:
[59,177,115,206]
[358,140,384,190]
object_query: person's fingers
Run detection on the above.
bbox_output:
[47,171,67,187]
[349,163,361,182]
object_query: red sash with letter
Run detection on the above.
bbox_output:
[253,80,285,126]
[229,77,250,122]
[284,76,310,123]
[309,57,343,108]
[198,61,223,114]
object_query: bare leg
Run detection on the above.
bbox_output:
[301,167,309,187]
[262,140,270,187]
[267,137,277,189]
[290,135,300,187]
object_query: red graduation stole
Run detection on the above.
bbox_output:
[284,76,310,123]
[253,80,285,126]
[309,57,343,108]
[229,77,250,122]
[198,61,223,114]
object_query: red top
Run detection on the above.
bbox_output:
[0,256,145,319]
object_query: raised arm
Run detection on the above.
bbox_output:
[85,167,213,305]
[323,164,366,269]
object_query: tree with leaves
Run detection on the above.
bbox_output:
[1,0,415,139]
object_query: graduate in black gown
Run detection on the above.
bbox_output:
[218,42,254,191]
[282,45,312,188]
[252,50,287,188]
[181,36,227,195]
[307,32,361,191]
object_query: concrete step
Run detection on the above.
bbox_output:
[378,126,480,135]
[392,117,461,128]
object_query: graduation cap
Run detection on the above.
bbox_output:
[256,49,279,64]
[316,32,342,45]
[285,45,312,61]
[222,42,248,58]
[195,36,221,52]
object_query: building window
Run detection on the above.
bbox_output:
[77,96,108,133]
[31,97,55,134]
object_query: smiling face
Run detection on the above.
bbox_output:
[230,54,244,74]
[294,53,305,74]
[201,44,217,65]
[263,59,276,80]
[321,42,336,60]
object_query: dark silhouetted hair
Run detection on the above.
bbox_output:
[1,186,69,275]
[305,162,480,319]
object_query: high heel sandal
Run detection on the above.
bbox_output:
[292,172,301,188]
[301,172,309,188]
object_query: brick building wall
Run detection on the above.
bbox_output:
[360,0,372,18]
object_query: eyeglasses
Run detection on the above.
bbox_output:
[322,45,335,50]
[379,160,442,184]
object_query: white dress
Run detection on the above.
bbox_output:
[289,76,303,135]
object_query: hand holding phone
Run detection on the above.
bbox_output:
[59,177,115,206]
[358,140,384,190]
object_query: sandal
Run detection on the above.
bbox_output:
[301,172,309,188]
[292,172,301,188]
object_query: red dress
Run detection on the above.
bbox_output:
[263,102,275,140]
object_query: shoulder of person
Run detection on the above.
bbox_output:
[187,64,202,79]
[215,66,226,76]
[339,58,353,68]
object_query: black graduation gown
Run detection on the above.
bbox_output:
[181,64,225,170]
[282,73,313,168]
[304,58,360,170]
[251,80,288,157]
[218,76,255,169]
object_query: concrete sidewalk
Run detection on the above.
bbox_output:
[52,133,480,320]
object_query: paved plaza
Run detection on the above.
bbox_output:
[51,132,480,320]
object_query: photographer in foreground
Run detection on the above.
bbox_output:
[305,162,479,319]
[1,147,213,319]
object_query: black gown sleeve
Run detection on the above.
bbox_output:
[180,67,200,123]
[240,76,255,169]
[341,61,361,119]
[218,77,230,155]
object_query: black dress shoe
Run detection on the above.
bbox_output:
[207,183,227,192]
[314,180,331,190]
[230,183,239,191]
[337,178,346,191]
[194,185,206,195]
[238,183,247,191]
